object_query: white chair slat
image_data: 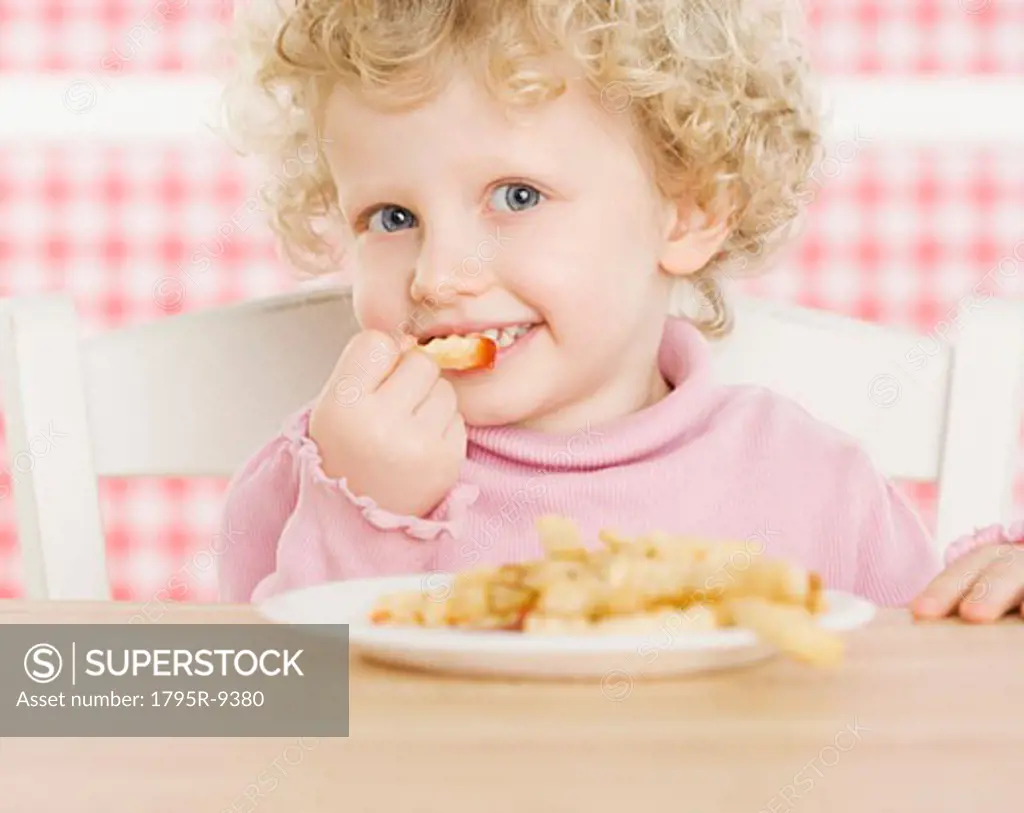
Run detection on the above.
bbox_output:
[933,299,1024,543]
[0,297,110,599]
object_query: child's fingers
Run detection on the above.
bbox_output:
[376,346,441,412]
[957,545,1024,623]
[328,330,410,399]
[443,412,467,447]
[910,543,1005,620]
[412,378,458,430]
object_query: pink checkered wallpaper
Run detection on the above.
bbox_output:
[1,1,1021,74]
[1,0,1022,600]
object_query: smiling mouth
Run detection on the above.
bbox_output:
[418,322,539,351]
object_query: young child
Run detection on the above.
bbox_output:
[216,0,1023,620]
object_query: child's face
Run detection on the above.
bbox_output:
[323,67,683,432]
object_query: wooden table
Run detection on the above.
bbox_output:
[0,600,1021,813]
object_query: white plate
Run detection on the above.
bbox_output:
[255,574,876,681]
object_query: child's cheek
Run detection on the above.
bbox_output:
[357,234,415,276]
[351,237,416,330]
[523,252,601,329]
[502,225,580,303]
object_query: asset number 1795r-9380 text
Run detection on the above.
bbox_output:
[150,690,265,707]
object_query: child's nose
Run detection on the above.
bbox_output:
[410,228,495,303]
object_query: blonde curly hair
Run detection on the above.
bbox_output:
[219,0,823,336]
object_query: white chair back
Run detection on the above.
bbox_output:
[0,287,358,599]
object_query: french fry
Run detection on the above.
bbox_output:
[807,572,828,614]
[725,597,843,667]
[487,581,537,616]
[597,528,633,553]
[711,559,815,607]
[419,335,497,370]
[535,515,591,561]
[603,554,700,613]
[445,581,491,627]
[531,564,607,617]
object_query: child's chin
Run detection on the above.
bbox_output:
[463,407,532,429]
[460,395,545,429]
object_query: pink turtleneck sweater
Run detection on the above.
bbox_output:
[217,317,998,607]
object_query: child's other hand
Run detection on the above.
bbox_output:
[309,329,467,518]
[911,542,1024,622]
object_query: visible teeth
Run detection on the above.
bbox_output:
[427,323,534,350]
[491,323,534,348]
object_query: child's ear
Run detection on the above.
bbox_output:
[658,197,732,278]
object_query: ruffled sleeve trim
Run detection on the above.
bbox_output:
[944,519,1024,565]
[284,407,479,541]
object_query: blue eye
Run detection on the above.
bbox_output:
[367,205,417,233]
[491,183,543,213]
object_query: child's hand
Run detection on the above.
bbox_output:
[309,329,467,518]
[911,542,1024,622]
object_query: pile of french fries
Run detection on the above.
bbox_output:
[369,516,844,666]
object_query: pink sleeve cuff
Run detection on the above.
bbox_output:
[286,408,479,541]
[944,519,1024,565]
